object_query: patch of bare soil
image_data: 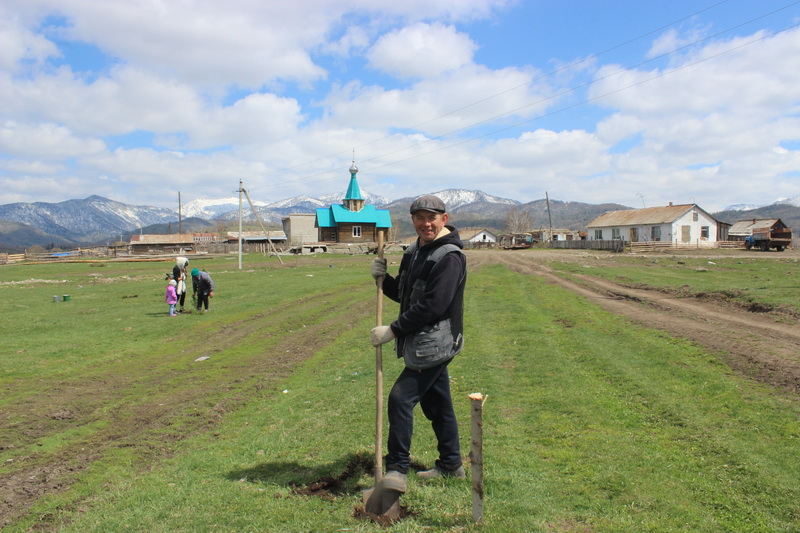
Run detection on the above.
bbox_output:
[466,250,800,396]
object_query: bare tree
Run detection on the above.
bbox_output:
[504,207,533,233]
[387,222,399,243]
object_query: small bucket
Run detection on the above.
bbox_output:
[63,295,71,302]
[53,295,60,303]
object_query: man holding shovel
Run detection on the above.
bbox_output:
[370,194,467,494]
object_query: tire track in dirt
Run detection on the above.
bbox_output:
[0,287,372,530]
[467,250,800,396]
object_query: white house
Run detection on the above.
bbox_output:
[459,228,498,246]
[586,203,720,244]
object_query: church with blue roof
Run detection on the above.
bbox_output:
[315,161,392,243]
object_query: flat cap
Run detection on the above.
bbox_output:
[409,195,446,214]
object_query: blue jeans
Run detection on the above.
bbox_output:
[385,362,461,474]
[168,303,176,316]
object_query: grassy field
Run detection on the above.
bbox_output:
[1,253,799,532]
[545,253,800,315]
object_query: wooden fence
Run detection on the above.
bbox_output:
[629,240,746,252]
[549,240,625,252]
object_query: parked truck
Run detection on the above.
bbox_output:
[744,227,793,251]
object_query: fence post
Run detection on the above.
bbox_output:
[469,392,486,524]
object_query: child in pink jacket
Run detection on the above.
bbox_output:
[166,279,178,316]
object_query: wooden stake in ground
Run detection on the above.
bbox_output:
[469,392,487,524]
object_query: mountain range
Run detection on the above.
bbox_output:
[1,191,799,251]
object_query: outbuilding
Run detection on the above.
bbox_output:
[728,218,790,241]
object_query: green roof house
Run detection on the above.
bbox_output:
[315,161,392,243]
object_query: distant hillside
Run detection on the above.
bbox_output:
[384,191,631,238]
[7,190,796,248]
[0,219,75,252]
[713,203,800,232]
[522,199,633,230]
[0,196,176,243]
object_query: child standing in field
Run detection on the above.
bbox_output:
[166,279,178,317]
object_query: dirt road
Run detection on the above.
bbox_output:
[466,249,800,395]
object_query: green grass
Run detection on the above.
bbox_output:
[1,254,799,531]
[546,254,800,314]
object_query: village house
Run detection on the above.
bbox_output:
[225,230,287,252]
[587,203,722,245]
[459,228,497,248]
[315,161,392,243]
[129,234,195,254]
[532,228,583,241]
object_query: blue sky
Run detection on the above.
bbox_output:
[1,0,799,211]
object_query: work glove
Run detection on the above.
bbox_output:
[371,325,395,346]
[371,258,387,280]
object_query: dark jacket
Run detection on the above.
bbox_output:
[382,226,466,359]
[192,271,215,294]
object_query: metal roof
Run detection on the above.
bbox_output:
[316,204,392,228]
[130,234,194,244]
[586,204,703,228]
[225,231,286,241]
[459,228,497,241]
[728,219,782,236]
[344,176,364,201]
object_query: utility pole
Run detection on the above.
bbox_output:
[178,191,182,234]
[545,191,553,243]
[241,185,284,265]
[238,180,243,270]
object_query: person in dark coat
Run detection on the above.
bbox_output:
[191,267,215,313]
[369,194,467,493]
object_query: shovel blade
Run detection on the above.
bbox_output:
[362,486,401,519]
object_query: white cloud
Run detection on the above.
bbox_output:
[0,0,798,213]
[320,64,551,137]
[0,16,59,71]
[367,22,477,79]
[0,121,106,159]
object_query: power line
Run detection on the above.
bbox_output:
[366,22,800,172]
[247,1,800,195]
[252,0,739,185]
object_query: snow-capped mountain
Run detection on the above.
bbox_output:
[723,196,800,211]
[182,196,268,219]
[318,190,390,207]
[384,189,520,214]
[723,203,761,211]
[0,195,176,242]
[429,189,519,211]
[209,189,390,222]
[266,195,326,210]
[6,189,796,248]
[775,196,800,207]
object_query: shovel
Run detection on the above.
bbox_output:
[362,231,401,519]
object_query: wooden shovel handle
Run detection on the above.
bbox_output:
[375,231,385,482]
